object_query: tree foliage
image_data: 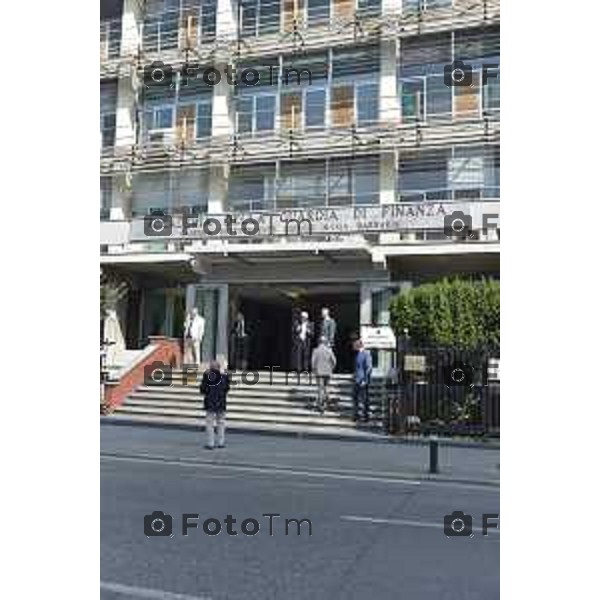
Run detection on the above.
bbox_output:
[100,271,129,318]
[389,278,499,349]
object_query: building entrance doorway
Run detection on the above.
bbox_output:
[230,284,360,373]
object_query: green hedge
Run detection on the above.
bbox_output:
[389,278,499,350]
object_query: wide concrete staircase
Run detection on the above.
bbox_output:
[107,369,385,438]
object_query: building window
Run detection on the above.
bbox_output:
[329,157,379,205]
[449,146,485,199]
[241,0,281,37]
[483,70,500,116]
[100,19,122,60]
[307,0,330,25]
[331,46,380,128]
[132,171,173,216]
[196,100,212,138]
[228,165,276,211]
[143,1,217,50]
[143,105,175,143]
[398,150,450,201]
[256,95,277,130]
[401,79,424,123]
[100,113,117,148]
[100,177,112,220]
[403,0,452,13]
[357,0,381,17]
[356,82,379,126]
[398,145,500,201]
[278,161,327,208]
[131,169,209,216]
[100,81,117,148]
[143,10,179,52]
[426,74,452,118]
[305,88,327,128]
[453,27,500,120]
[399,33,452,122]
[236,93,277,134]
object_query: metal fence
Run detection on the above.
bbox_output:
[382,344,500,438]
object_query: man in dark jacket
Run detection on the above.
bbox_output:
[200,360,230,449]
[353,339,373,422]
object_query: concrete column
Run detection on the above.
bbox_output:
[216,0,237,40]
[216,284,229,368]
[378,34,401,244]
[379,39,399,127]
[120,0,142,57]
[212,62,234,139]
[110,172,132,220]
[208,164,229,213]
[382,0,403,15]
[115,77,137,148]
[360,283,373,326]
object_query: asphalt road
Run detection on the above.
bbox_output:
[101,425,499,600]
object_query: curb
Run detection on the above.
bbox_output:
[101,416,500,450]
[100,449,500,488]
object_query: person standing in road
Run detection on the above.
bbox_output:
[311,336,337,413]
[353,339,373,422]
[200,360,230,449]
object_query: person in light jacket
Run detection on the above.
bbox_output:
[185,307,205,368]
[311,336,337,413]
[200,361,230,449]
[320,307,337,348]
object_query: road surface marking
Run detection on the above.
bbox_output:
[340,515,500,535]
[101,453,421,486]
[100,581,211,599]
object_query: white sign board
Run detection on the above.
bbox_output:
[129,201,500,241]
[360,325,396,350]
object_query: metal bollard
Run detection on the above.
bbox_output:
[429,436,439,474]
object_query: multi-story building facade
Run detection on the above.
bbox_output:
[100,0,500,373]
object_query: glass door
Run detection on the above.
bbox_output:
[188,284,229,366]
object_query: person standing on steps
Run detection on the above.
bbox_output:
[311,336,337,413]
[295,311,314,373]
[231,310,248,370]
[200,360,230,450]
[320,307,337,349]
[353,338,373,423]
[188,307,205,368]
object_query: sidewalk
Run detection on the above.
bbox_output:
[101,422,500,486]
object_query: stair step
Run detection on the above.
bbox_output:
[104,413,382,438]
[135,382,384,395]
[130,388,364,404]
[125,394,383,414]
[116,405,364,427]
[122,398,367,417]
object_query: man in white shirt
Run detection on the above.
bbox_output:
[185,307,205,368]
[295,311,313,372]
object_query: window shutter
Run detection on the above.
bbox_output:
[331,85,354,127]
